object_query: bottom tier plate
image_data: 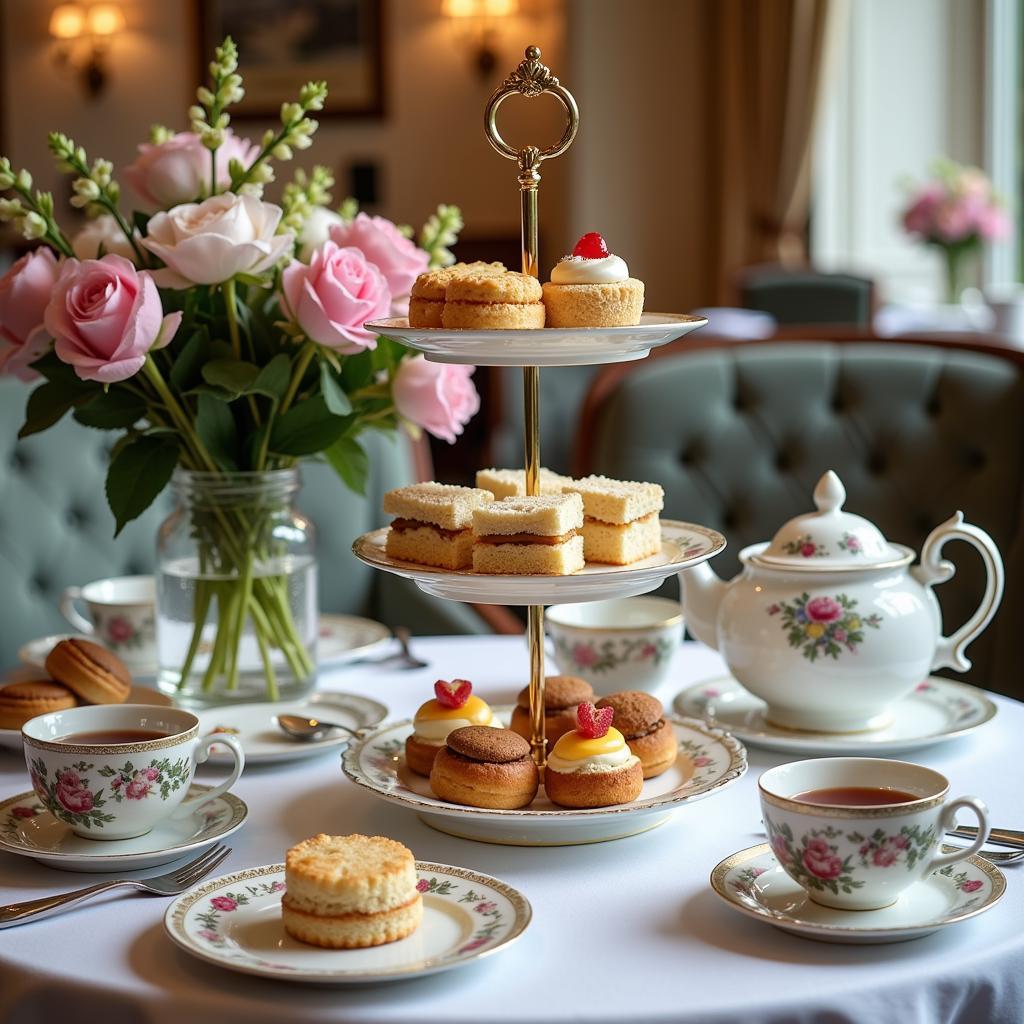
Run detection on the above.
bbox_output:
[341,711,746,846]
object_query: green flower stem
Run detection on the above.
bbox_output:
[174,580,213,691]
[143,358,219,472]
[210,147,218,198]
[225,549,255,691]
[100,198,147,267]
[224,278,261,426]
[249,597,280,701]
[279,340,317,416]
[10,183,74,257]
[201,585,232,692]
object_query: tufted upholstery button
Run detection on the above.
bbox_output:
[680,444,700,467]
[68,506,88,528]
[31,574,49,594]
[868,451,887,475]
[916,515,934,534]
[926,398,941,417]
[831,395,844,414]
[10,449,28,471]
[965,448,986,470]
[775,452,790,472]
[722,510,737,529]
[126,562,145,575]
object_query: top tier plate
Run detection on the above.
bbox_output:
[363,313,708,366]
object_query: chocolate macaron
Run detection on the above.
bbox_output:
[429,726,539,809]
[595,691,677,779]
[45,638,132,705]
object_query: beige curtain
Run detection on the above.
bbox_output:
[706,0,842,303]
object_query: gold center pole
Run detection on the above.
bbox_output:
[485,46,579,772]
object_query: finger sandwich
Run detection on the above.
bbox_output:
[568,475,664,565]
[384,482,493,570]
[472,493,585,575]
[475,467,573,500]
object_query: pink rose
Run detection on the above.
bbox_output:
[770,834,791,863]
[0,248,59,381]
[281,241,390,353]
[572,643,597,668]
[692,756,712,767]
[56,783,94,814]
[70,214,139,262]
[125,778,151,799]
[57,769,81,788]
[833,629,847,643]
[800,542,817,557]
[474,901,497,914]
[902,183,943,236]
[142,193,294,288]
[11,805,36,818]
[142,767,160,781]
[751,866,767,878]
[893,835,910,849]
[124,130,260,210]
[271,880,286,892]
[934,196,979,244]
[416,879,430,892]
[106,616,135,643]
[872,846,898,867]
[806,596,843,623]
[328,213,428,317]
[198,929,220,942]
[975,203,1010,242]
[960,879,983,893]
[392,356,480,444]
[44,255,181,384]
[112,777,122,789]
[640,643,657,660]
[802,837,843,879]
[458,938,489,953]
[210,896,238,912]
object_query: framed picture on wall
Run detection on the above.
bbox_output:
[198,0,384,119]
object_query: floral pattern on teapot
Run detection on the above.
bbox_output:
[767,592,882,661]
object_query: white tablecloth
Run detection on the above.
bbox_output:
[0,636,1021,1024]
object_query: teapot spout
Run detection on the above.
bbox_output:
[679,561,727,651]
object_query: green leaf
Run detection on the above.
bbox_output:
[169,328,211,390]
[202,358,260,394]
[325,434,369,495]
[320,361,352,415]
[18,378,97,439]
[251,353,290,401]
[195,393,238,470]
[104,434,179,536]
[269,396,349,456]
[73,389,148,429]
[132,210,151,237]
[340,349,374,391]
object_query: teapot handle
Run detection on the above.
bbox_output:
[911,512,1004,673]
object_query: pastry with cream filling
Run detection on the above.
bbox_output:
[383,482,492,570]
[509,674,594,751]
[430,726,539,809]
[566,475,663,565]
[472,493,584,575]
[405,679,501,776]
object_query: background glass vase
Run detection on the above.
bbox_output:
[156,469,317,707]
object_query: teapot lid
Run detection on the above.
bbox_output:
[757,471,904,569]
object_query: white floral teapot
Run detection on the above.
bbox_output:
[680,471,1004,732]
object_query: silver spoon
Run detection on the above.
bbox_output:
[276,714,358,742]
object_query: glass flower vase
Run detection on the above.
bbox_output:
[155,469,317,707]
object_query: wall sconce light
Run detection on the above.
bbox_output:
[49,3,126,98]
[442,0,518,78]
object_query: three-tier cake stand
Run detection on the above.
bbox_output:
[345,47,744,845]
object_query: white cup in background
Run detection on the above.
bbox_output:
[984,283,1024,346]
[60,575,156,668]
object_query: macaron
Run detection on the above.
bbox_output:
[595,691,677,779]
[0,679,77,730]
[429,726,539,809]
[510,675,594,750]
[45,638,132,705]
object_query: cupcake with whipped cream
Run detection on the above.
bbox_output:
[405,679,501,776]
[542,232,645,327]
[544,702,644,808]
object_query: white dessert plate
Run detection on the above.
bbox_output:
[164,861,531,984]
[0,784,247,873]
[17,633,158,680]
[710,843,1005,944]
[352,520,726,606]
[342,710,746,846]
[364,313,709,367]
[317,613,391,665]
[196,692,388,765]
[0,683,173,753]
[674,675,998,755]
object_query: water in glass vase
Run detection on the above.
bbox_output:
[156,554,318,707]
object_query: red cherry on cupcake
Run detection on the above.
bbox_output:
[434,679,472,709]
[576,701,614,738]
[572,232,610,260]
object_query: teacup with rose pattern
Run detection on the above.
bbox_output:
[759,757,990,910]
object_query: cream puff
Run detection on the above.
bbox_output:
[44,639,131,704]
[429,726,539,809]
[405,679,500,777]
[544,702,644,809]
[509,674,594,751]
[595,691,677,779]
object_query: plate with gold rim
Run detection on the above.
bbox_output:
[164,861,532,984]
[710,843,1006,944]
[363,313,708,367]
[352,520,726,606]
[341,709,746,846]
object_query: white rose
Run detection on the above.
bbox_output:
[70,214,138,262]
[298,206,346,263]
[141,193,295,288]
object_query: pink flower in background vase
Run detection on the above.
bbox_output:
[0,248,59,381]
[902,182,943,236]
[329,213,428,317]
[44,255,181,383]
[806,596,842,624]
[70,214,139,262]
[392,355,480,444]
[802,837,843,880]
[298,207,346,262]
[124,130,259,210]
[210,896,238,912]
[142,193,294,287]
[282,241,390,353]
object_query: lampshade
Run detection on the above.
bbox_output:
[49,3,87,40]
[87,3,125,36]
[442,0,517,17]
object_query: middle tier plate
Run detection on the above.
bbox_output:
[364,313,708,366]
[352,519,725,605]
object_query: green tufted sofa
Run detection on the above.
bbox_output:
[0,378,486,669]
[575,337,1024,698]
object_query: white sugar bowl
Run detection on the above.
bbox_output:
[680,471,1004,732]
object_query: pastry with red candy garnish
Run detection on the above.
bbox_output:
[405,679,501,776]
[543,701,644,808]
[542,233,645,328]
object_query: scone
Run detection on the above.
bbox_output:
[472,493,585,575]
[430,726,539,809]
[0,679,77,730]
[383,482,493,570]
[409,261,506,327]
[595,691,677,779]
[44,639,131,704]
[405,679,501,777]
[509,674,594,751]
[542,232,644,327]
[475,467,573,500]
[442,271,545,330]
[567,475,664,565]
[281,834,422,949]
[544,702,644,809]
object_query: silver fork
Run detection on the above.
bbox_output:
[0,844,231,928]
